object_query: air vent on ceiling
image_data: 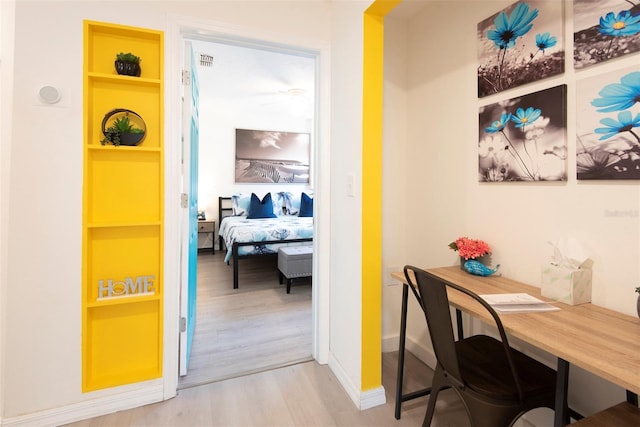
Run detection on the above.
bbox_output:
[199,54,213,67]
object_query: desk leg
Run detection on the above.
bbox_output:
[627,390,638,406]
[455,309,463,340]
[395,283,433,419]
[395,283,409,420]
[554,358,570,427]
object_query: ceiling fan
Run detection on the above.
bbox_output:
[256,87,309,103]
[255,87,312,116]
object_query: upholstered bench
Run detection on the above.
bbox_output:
[278,245,313,294]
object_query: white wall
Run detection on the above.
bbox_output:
[2,1,338,423]
[190,40,314,222]
[381,13,410,353]
[383,0,640,422]
[197,101,312,222]
[327,0,368,401]
[0,1,16,424]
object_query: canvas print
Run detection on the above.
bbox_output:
[477,1,564,98]
[235,129,310,183]
[478,85,567,182]
[574,0,640,70]
[576,66,640,180]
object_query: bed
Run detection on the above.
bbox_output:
[218,193,313,289]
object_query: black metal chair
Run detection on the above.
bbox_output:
[404,265,557,427]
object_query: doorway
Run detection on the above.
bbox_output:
[177,34,320,387]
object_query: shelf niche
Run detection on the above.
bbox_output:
[82,20,164,392]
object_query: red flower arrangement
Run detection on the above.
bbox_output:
[449,237,491,260]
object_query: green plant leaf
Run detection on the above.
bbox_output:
[102,113,144,145]
[115,52,141,64]
[113,116,134,132]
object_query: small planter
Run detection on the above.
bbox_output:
[115,60,141,77]
[101,108,146,146]
[118,131,145,146]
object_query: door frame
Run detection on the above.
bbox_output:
[163,16,331,397]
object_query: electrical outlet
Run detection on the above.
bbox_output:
[383,266,402,286]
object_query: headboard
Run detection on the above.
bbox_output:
[218,197,233,251]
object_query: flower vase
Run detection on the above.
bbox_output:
[460,255,491,271]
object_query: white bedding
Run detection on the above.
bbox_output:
[218,215,313,263]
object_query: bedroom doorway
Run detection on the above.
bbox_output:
[177,33,319,388]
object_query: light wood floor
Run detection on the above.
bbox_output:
[67,350,470,426]
[66,252,471,426]
[179,252,313,389]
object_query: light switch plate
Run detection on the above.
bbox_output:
[347,174,355,197]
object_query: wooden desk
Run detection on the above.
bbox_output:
[392,266,640,426]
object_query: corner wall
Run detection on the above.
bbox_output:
[328,0,367,403]
[383,0,640,422]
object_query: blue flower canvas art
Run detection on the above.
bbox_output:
[576,66,640,179]
[574,0,640,69]
[478,85,567,182]
[477,1,564,98]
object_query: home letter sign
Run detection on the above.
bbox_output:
[98,275,156,299]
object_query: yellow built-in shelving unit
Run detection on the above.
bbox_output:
[82,20,164,392]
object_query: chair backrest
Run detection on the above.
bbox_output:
[404,265,463,385]
[404,265,525,399]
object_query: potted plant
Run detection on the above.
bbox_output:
[101,109,146,146]
[114,52,141,77]
[636,287,640,318]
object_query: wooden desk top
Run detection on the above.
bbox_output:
[392,266,640,395]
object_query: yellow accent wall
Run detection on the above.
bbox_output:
[82,21,164,392]
[362,0,401,391]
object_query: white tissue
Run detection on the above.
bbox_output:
[548,237,592,270]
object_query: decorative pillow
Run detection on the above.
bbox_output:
[283,191,313,215]
[247,193,277,219]
[232,192,283,216]
[282,191,301,215]
[299,192,313,217]
[271,192,285,216]
[231,193,252,216]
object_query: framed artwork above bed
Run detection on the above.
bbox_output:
[235,128,310,183]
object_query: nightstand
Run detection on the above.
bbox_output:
[197,220,215,254]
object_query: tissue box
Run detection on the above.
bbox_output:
[541,265,592,305]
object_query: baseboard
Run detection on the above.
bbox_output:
[328,352,361,409]
[382,334,437,370]
[327,352,386,410]
[360,386,386,410]
[2,382,164,427]
[405,337,437,369]
[381,334,399,353]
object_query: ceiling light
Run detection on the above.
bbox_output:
[287,88,306,97]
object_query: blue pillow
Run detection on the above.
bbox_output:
[299,192,313,217]
[247,193,277,219]
[231,193,252,216]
